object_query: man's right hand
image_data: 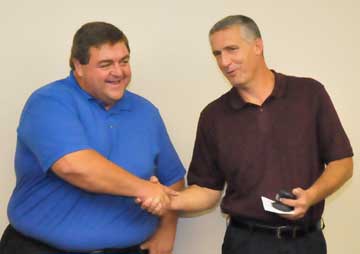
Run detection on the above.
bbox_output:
[136,178,178,216]
[137,178,222,216]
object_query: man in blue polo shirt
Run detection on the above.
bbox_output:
[0,22,185,254]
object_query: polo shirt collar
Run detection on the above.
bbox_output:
[270,70,287,99]
[228,87,246,110]
[67,71,132,112]
[228,70,287,110]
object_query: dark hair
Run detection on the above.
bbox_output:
[69,22,130,70]
[209,15,261,40]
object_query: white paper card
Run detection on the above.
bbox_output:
[261,196,295,214]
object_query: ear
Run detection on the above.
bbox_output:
[72,58,84,77]
[254,38,264,56]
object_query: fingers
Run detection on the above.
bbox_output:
[136,181,173,216]
[279,188,311,220]
[140,197,166,216]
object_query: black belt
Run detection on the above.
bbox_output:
[5,225,148,254]
[85,245,147,254]
[230,217,324,239]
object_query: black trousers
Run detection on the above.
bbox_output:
[222,223,327,254]
[0,225,148,254]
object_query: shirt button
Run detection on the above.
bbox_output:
[259,108,263,112]
[109,125,113,128]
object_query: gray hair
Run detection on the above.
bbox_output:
[209,15,262,40]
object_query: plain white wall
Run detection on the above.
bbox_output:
[0,0,359,253]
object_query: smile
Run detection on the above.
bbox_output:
[106,80,122,85]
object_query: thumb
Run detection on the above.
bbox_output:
[150,176,160,184]
[292,187,303,197]
[140,240,150,250]
[134,197,142,204]
[165,187,179,196]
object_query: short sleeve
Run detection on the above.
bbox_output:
[154,111,185,186]
[17,93,92,172]
[187,111,225,190]
[316,84,353,164]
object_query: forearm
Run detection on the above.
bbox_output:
[161,179,184,222]
[158,180,185,234]
[306,157,353,206]
[52,149,150,197]
[171,185,222,212]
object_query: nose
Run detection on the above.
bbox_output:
[218,52,231,68]
[110,63,124,77]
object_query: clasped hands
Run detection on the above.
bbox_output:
[135,176,177,216]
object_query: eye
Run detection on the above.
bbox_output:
[228,46,239,52]
[98,61,112,68]
[213,51,221,57]
[121,58,130,64]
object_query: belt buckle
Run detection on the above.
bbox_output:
[276,226,288,239]
[292,225,300,238]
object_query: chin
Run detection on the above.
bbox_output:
[113,94,125,101]
[230,82,248,89]
[230,77,249,87]
[110,90,126,98]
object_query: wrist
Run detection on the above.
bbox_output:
[134,179,151,199]
[305,188,319,206]
[169,195,181,211]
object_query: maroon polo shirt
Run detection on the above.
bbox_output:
[187,71,353,225]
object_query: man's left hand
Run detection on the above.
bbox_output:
[140,215,176,254]
[279,187,314,220]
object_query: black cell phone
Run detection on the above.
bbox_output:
[272,189,296,212]
[276,190,296,200]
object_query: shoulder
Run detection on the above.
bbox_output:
[23,76,79,113]
[278,72,333,111]
[200,90,232,120]
[281,72,325,94]
[30,76,75,100]
[274,72,329,105]
[125,90,159,114]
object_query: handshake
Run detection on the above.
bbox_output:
[135,176,179,216]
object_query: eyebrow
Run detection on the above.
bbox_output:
[97,55,130,65]
[212,45,240,56]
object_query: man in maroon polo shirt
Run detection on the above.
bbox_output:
[139,15,353,254]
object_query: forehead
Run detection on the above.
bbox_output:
[210,26,248,48]
[89,41,129,60]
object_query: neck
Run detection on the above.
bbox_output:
[237,66,275,106]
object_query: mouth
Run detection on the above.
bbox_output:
[226,69,237,77]
[105,80,123,86]
[225,64,239,77]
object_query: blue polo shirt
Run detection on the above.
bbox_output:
[7,72,185,251]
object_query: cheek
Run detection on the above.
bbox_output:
[234,54,244,64]
[88,70,108,82]
[216,60,225,70]
[125,67,132,77]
